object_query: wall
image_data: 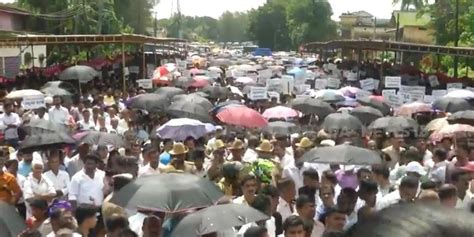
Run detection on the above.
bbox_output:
[0,45,47,77]
[351,26,396,40]
[402,26,435,44]
[0,11,14,31]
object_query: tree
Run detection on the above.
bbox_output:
[112,0,157,35]
[218,11,250,42]
[247,2,292,50]
[393,0,426,10]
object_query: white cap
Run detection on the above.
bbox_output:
[406,161,427,176]
[45,96,53,104]
[320,139,335,147]
[342,165,355,172]
[215,126,223,130]
[32,157,44,167]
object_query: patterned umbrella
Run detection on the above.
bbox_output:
[430,124,474,142]
[395,102,433,117]
[217,106,268,128]
[424,117,449,133]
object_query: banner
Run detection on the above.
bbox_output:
[22,95,45,109]
[268,91,280,103]
[360,78,375,91]
[137,79,153,89]
[249,87,268,101]
[385,76,401,88]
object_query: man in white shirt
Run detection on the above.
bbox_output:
[452,168,474,211]
[277,178,296,222]
[69,153,105,208]
[429,148,449,184]
[1,101,21,148]
[138,145,160,177]
[66,143,90,177]
[76,109,95,131]
[44,154,70,199]
[48,96,70,125]
[377,176,419,211]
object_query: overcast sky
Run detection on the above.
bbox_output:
[1,0,404,21]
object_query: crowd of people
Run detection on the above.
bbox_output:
[0,55,473,237]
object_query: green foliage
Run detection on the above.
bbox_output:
[218,11,249,42]
[392,0,426,10]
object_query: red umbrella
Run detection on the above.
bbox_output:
[216,106,268,128]
[191,76,210,88]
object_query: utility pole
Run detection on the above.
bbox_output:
[177,0,182,38]
[453,0,459,78]
[98,0,103,34]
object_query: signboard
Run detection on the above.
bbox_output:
[295,84,311,95]
[382,89,396,99]
[305,71,316,80]
[327,78,341,89]
[22,95,45,109]
[259,69,272,85]
[399,92,412,103]
[128,66,139,74]
[347,71,358,81]
[4,57,20,79]
[447,83,463,91]
[432,89,447,99]
[315,79,328,90]
[385,76,401,88]
[267,79,282,93]
[249,87,268,101]
[428,75,439,87]
[400,86,426,102]
[373,79,380,90]
[386,94,402,107]
[177,60,187,70]
[137,79,153,89]
[280,77,294,95]
[268,91,280,103]
[424,95,434,103]
[360,78,375,91]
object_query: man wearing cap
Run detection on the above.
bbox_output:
[0,100,22,149]
[252,140,278,185]
[227,139,244,162]
[206,126,224,152]
[207,139,226,181]
[160,143,193,174]
[295,137,314,153]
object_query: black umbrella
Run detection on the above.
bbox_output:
[128,94,170,113]
[350,106,384,125]
[317,93,345,103]
[167,101,212,123]
[322,113,364,136]
[73,131,125,148]
[172,94,213,111]
[154,87,185,98]
[357,96,391,115]
[290,97,334,119]
[110,173,224,213]
[301,144,382,165]
[59,65,97,83]
[262,121,300,135]
[433,97,471,113]
[171,203,269,237]
[210,100,243,114]
[369,116,419,134]
[20,133,76,152]
[40,81,77,96]
[174,76,194,88]
[201,86,229,99]
[447,110,474,125]
[22,119,69,135]
[0,201,27,237]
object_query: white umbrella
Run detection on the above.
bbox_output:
[59,65,98,83]
[227,86,244,97]
[235,77,256,85]
[207,66,223,73]
[6,89,44,99]
[445,89,474,99]
[156,118,207,141]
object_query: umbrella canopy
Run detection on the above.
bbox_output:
[172,94,213,111]
[447,110,474,125]
[339,86,360,98]
[20,133,76,152]
[262,121,300,135]
[171,203,269,237]
[190,76,211,88]
[73,131,125,148]
[262,106,300,120]
[424,117,449,133]
[350,106,384,125]
[357,96,391,115]
[216,106,268,128]
[207,66,223,73]
[445,89,474,99]
[6,89,43,99]
[157,118,208,140]
[201,86,229,99]
[154,87,185,98]
[59,65,98,83]
[0,201,27,237]
[290,97,334,118]
[322,113,364,135]
[369,116,419,134]
[235,77,256,85]
[430,124,474,142]
[128,94,170,113]
[433,97,471,113]
[22,119,68,135]
[40,81,76,97]
[394,102,433,117]
[110,173,224,213]
[167,101,212,123]
[313,89,345,103]
[210,100,244,114]
[301,144,382,165]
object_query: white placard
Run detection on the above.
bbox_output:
[399,92,412,103]
[373,79,380,90]
[356,90,372,99]
[137,79,153,89]
[423,95,434,103]
[267,79,282,93]
[177,60,187,70]
[231,70,245,78]
[428,75,439,87]
[386,94,402,107]
[447,83,463,91]
[123,67,130,77]
[22,95,45,109]
[382,89,396,98]
[249,87,268,101]
[385,76,402,88]
[281,75,294,80]
[305,71,316,80]
[400,86,426,102]
[295,84,311,95]
[315,79,328,90]
[432,89,447,99]
[268,91,280,103]
[259,69,272,85]
[347,72,358,81]
[360,78,375,91]
[128,66,139,74]
[327,78,341,89]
